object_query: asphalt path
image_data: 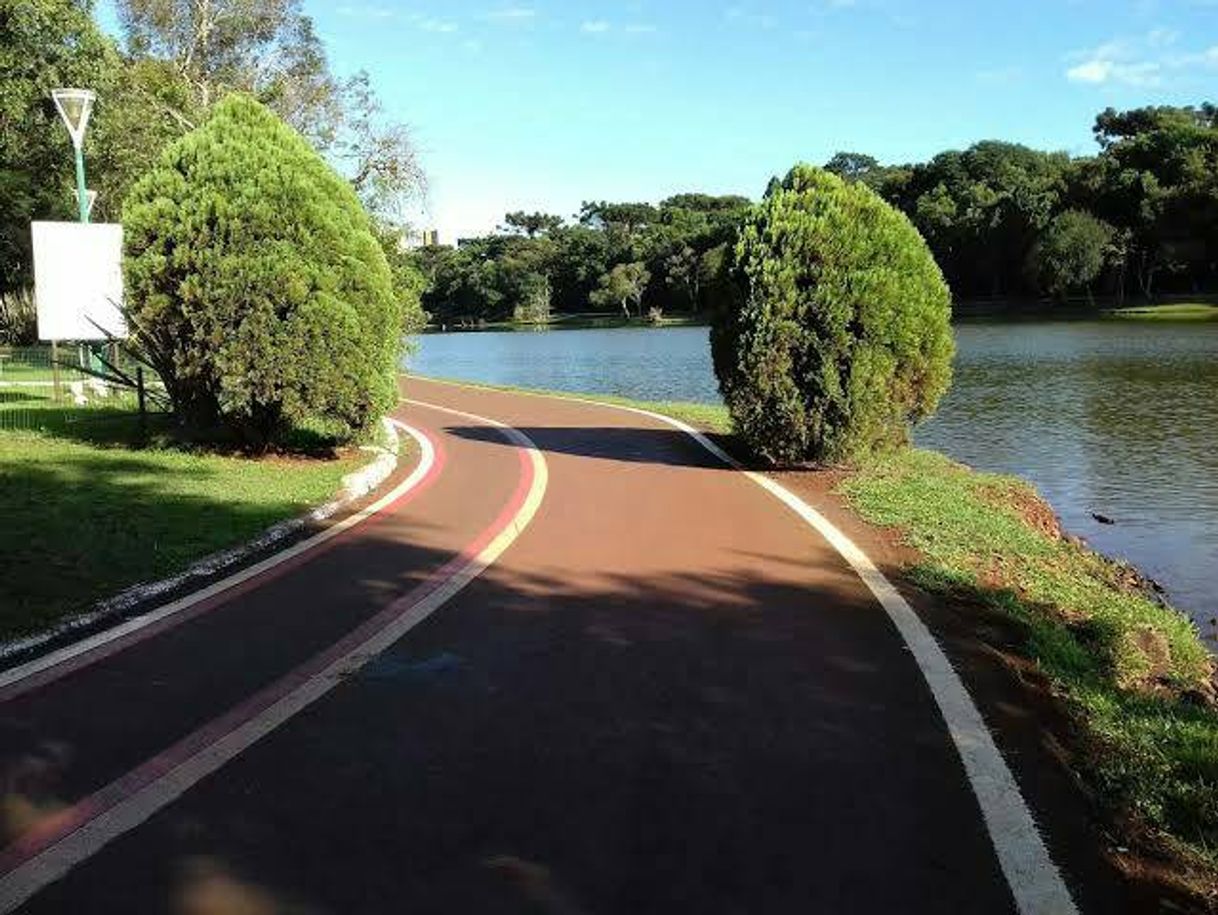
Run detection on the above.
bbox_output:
[0,378,1083,913]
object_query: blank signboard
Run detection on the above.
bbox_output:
[32,221,126,341]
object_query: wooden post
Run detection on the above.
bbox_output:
[137,366,147,440]
[51,340,61,401]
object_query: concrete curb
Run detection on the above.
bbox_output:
[0,418,401,665]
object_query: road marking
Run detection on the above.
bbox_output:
[0,421,441,702]
[411,377,1079,915]
[0,407,548,912]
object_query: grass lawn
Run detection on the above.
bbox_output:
[0,395,360,640]
[1104,302,1218,321]
[427,375,1218,880]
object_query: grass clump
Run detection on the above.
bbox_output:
[840,448,1218,862]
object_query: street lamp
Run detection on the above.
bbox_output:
[51,88,96,224]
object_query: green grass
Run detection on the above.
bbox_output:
[0,393,361,640]
[1104,302,1218,321]
[841,449,1218,869]
[425,374,1218,875]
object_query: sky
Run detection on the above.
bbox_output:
[100,0,1217,241]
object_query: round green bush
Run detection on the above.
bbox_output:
[122,94,403,447]
[711,165,954,464]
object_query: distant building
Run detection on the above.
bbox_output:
[401,228,441,250]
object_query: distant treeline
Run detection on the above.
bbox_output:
[414,102,1217,324]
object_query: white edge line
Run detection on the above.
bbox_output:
[0,420,435,695]
[0,405,548,913]
[411,377,1078,915]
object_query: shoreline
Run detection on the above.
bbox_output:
[419,299,1218,334]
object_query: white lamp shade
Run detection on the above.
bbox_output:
[52,88,96,147]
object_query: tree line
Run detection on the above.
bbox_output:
[828,104,1218,303]
[416,101,1216,325]
[1,0,426,335]
[412,196,752,327]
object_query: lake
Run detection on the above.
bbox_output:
[407,322,1218,638]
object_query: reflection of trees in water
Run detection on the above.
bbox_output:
[921,322,1218,629]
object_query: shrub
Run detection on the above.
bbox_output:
[122,94,403,448]
[711,165,954,464]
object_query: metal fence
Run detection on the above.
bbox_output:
[0,344,166,436]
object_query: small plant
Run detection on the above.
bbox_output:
[711,165,954,465]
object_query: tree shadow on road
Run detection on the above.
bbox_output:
[447,425,731,470]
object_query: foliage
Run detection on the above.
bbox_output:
[590,262,650,318]
[0,290,38,345]
[0,0,424,298]
[1028,210,1115,300]
[413,194,751,325]
[371,221,428,333]
[0,0,120,294]
[122,95,403,447]
[502,211,564,237]
[114,0,425,220]
[828,102,1217,303]
[712,165,954,465]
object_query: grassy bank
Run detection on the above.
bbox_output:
[421,376,1218,881]
[1104,302,1218,322]
[0,395,361,641]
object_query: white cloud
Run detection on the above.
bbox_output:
[624,23,658,34]
[581,20,611,33]
[336,4,396,19]
[416,17,458,32]
[1065,30,1217,87]
[725,6,777,28]
[484,7,537,21]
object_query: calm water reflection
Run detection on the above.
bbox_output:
[408,323,1218,635]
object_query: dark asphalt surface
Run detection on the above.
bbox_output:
[0,379,1038,913]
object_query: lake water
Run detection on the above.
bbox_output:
[407,322,1218,637]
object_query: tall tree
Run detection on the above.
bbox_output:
[501,211,565,238]
[114,0,424,219]
[1027,210,1114,303]
[590,262,650,318]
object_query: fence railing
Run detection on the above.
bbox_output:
[0,344,167,436]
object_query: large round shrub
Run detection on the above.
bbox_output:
[122,94,403,447]
[711,165,954,464]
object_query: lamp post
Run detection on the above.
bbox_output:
[51,88,96,224]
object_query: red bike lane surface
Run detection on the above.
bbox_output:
[7,379,1032,913]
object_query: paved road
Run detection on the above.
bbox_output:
[0,378,1077,913]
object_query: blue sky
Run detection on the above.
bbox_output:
[101,1,1216,241]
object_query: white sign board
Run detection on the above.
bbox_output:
[32,221,126,341]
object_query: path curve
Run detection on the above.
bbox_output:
[0,380,1084,914]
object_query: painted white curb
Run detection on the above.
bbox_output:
[0,418,401,666]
